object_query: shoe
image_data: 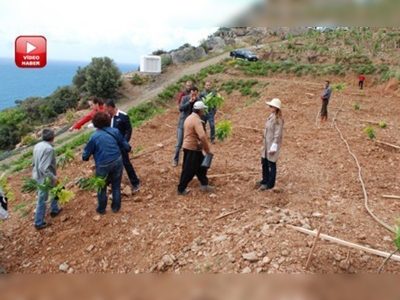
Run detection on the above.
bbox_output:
[259,185,271,191]
[112,209,120,213]
[200,185,215,192]
[255,180,265,186]
[50,207,63,218]
[96,208,106,215]
[35,221,51,230]
[133,183,140,193]
[173,161,178,167]
[177,189,191,195]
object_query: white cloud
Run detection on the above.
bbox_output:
[0,0,254,64]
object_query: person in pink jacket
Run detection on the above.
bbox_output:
[69,96,105,131]
[256,98,284,191]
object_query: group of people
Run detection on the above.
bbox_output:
[173,80,285,196]
[31,80,287,229]
[33,97,141,229]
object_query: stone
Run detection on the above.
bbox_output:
[242,266,252,274]
[93,215,101,221]
[86,245,95,252]
[281,250,290,257]
[162,254,174,266]
[59,263,69,272]
[262,256,271,264]
[122,185,132,196]
[212,235,227,242]
[242,252,259,262]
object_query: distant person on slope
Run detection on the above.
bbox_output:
[255,98,284,191]
[320,80,331,122]
[105,99,140,193]
[173,86,200,167]
[359,74,365,90]
[69,96,105,131]
[177,80,193,105]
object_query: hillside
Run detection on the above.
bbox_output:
[1,28,400,274]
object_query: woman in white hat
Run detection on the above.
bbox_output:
[256,98,284,190]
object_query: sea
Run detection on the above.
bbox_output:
[0,58,139,111]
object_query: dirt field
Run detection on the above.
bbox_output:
[1,58,400,274]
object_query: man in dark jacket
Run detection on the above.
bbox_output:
[105,100,140,192]
[173,86,200,167]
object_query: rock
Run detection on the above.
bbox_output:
[228,253,236,263]
[212,235,227,242]
[262,256,271,264]
[133,197,143,203]
[61,215,68,222]
[146,194,153,200]
[86,245,95,252]
[312,212,323,217]
[122,186,132,196]
[301,224,311,230]
[209,193,217,198]
[162,254,174,266]
[361,255,370,262]
[67,268,74,274]
[59,263,69,272]
[93,215,101,221]
[281,250,290,257]
[242,266,252,274]
[333,254,342,261]
[339,260,349,270]
[242,252,259,262]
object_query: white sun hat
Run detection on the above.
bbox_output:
[193,101,207,110]
[266,98,282,110]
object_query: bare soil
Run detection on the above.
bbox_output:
[1,54,400,274]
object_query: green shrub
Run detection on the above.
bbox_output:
[127,102,164,128]
[130,74,148,86]
[379,121,387,128]
[352,103,360,110]
[215,121,232,142]
[364,125,376,140]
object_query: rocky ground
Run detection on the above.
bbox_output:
[1,55,400,274]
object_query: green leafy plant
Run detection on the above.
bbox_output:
[364,125,376,140]
[133,146,145,155]
[352,103,360,110]
[202,93,225,113]
[57,147,75,170]
[215,121,232,142]
[21,177,74,204]
[379,121,387,128]
[77,175,107,193]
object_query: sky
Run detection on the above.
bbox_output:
[0,0,252,65]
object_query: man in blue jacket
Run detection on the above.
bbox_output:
[105,100,140,193]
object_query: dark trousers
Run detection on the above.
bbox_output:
[178,149,208,192]
[320,99,329,116]
[122,150,139,186]
[261,157,277,189]
[359,80,364,90]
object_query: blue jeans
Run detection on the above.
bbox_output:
[96,156,123,213]
[203,113,215,141]
[34,189,60,226]
[261,157,277,189]
[173,127,184,164]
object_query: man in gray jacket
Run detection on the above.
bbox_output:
[173,86,200,167]
[32,128,62,230]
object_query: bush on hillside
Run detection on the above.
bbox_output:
[0,108,33,150]
[84,57,123,99]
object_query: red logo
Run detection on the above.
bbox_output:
[15,36,47,68]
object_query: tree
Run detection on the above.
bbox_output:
[48,86,80,114]
[85,57,122,99]
[72,66,88,92]
[0,108,32,150]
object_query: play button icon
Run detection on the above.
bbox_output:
[15,35,47,68]
[26,42,37,54]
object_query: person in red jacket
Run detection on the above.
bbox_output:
[359,74,365,90]
[69,97,105,131]
[177,80,193,105]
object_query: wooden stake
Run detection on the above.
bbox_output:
[305,226,322,270]
[289,225,400,262]
[375,140,400,150]
[215,209,242,220]
[382,195,400,199]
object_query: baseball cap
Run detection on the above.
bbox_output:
[193,101,207,110]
